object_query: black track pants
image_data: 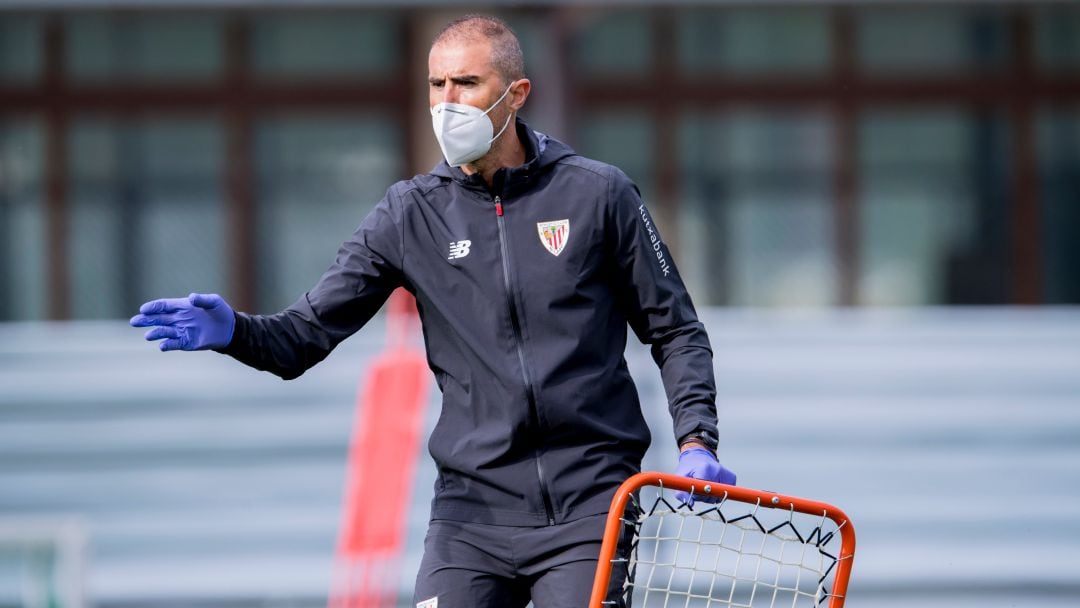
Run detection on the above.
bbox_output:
[411,513,630,608]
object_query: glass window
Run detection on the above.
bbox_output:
[1035,5,1080,71]
[678,7,830,75]
[575,111,654,202]
[68,119,125,319]
[0,118,47,320]
[573,11,652,77]
[680,110,836,307]
[1037,107,1080,303]
[255,115,402,313]
[251,12,399,79]
[67,117,226,319]
[134,120,227,305]
[66,13,223,82]
[0,15,43,83]
[857,7,1008,74]
[858,109,1010,306]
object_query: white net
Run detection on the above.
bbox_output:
[607,488,848,608]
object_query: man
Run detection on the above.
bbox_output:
[130,15,734,607]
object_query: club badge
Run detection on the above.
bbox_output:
[537,219,570,256]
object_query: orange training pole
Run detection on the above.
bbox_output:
[329,290,429,608]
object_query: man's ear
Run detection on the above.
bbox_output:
[509,79,531,111]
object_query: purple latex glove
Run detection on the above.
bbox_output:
[130,293,235,352]
[674,447,736,507]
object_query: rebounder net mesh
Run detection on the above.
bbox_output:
[606,484,851,608]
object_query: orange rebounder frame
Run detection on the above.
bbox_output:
[589,472,856,608]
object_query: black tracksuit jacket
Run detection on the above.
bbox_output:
[221,120,719,526]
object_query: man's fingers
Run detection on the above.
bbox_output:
[138,297,189,315]
[129,314,154,327]
[189,293,222,309]
[130,313,169,327]
[159,338,186,352]
[704,463,736,486]
[130,312,181,327]
[144,326,180,342]
[719,468,736,486]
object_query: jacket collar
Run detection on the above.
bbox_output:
[430,118,576,198]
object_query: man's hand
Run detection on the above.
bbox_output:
[130,293,235,351]
[674,447,736,507]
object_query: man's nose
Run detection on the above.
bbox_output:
[441,84,459,104]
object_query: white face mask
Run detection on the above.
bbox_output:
[431,83,514,167]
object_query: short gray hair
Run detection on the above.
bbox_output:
[432,14,526,86]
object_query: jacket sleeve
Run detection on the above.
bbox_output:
[605,167,719,446]
[217,189,405,380]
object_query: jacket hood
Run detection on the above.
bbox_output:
[429,118,577,197]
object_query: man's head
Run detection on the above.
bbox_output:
[428,15,531,170]
[431,15,525,89]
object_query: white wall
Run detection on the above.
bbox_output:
[1,307,1078,607]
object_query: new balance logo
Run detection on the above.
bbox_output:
[448,239,472,260]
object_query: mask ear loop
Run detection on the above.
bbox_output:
[482,81,516,116]
[488,111,513,144]
[484,82,517,144]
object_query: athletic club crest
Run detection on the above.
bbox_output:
[537,219,570,256]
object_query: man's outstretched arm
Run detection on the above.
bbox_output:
[130,190,406,380]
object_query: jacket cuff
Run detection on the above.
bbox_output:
[214,311,247,356]
[678,428,718,453]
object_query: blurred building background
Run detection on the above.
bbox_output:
[2,1,1079,318]
[1,1,1079,607]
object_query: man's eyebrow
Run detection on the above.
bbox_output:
[428,75,481,85]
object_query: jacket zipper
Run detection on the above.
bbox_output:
[494,195,557,526]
